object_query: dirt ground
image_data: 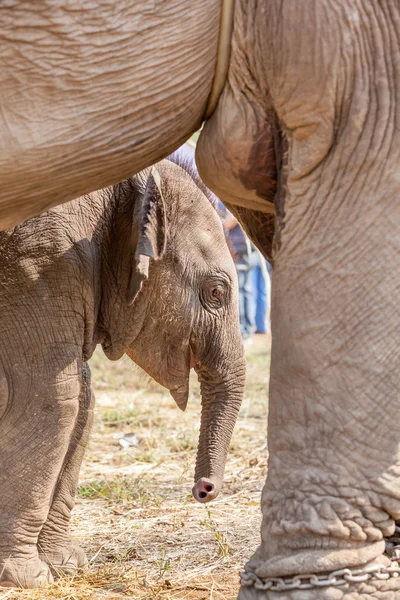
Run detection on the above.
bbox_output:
[3,334,270,600]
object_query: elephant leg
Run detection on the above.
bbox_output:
[0,360,81,588]
[199,0,400,597]
[38,363,94,574]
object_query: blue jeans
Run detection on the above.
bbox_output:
[236,253,256,338]
[252,257,271,333]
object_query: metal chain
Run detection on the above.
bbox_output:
[385,525,400,559]
[240,561,400,592]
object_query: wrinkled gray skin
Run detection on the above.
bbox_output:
[1,1,400,598]
[0,0,221,229]
[197,2,400,600]
[0,158,245,588]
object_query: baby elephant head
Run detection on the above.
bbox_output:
[104,158,246,503]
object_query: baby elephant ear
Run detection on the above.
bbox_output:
[127,167,168,305]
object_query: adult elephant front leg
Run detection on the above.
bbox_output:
[243,3,400,598]
[240,212,400,599]
[38,363,94,574]
[198,1,400,598]
[0,358,81,588]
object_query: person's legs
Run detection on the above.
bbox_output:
[237,267,247,338]
[254,262,267,333]
[265,260,272,333]
[237,258,255,339]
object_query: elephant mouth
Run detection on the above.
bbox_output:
[190,347,200,369]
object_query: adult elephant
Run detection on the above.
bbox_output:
[1,1,400,599]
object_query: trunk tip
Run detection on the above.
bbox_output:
[192,477,220,503]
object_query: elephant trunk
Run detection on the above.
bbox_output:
[192,358,246,503]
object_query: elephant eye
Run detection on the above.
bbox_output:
[200,277,229,312]
[211,287,224,302]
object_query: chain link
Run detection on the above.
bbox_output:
[240,561,400,592]
[385,525,400,559]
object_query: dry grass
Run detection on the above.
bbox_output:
[2,336,270,600]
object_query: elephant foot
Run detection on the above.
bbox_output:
[39,542,88,574]
[0,555,53,588]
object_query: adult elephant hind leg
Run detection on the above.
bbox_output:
[38,363,95,575]
[0,361,81,588]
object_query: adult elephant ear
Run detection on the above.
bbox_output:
[127,167,167,305]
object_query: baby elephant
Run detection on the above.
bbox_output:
[0,156,245,588]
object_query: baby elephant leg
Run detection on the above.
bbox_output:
[38,363,94,574]
[0,362,81,588]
